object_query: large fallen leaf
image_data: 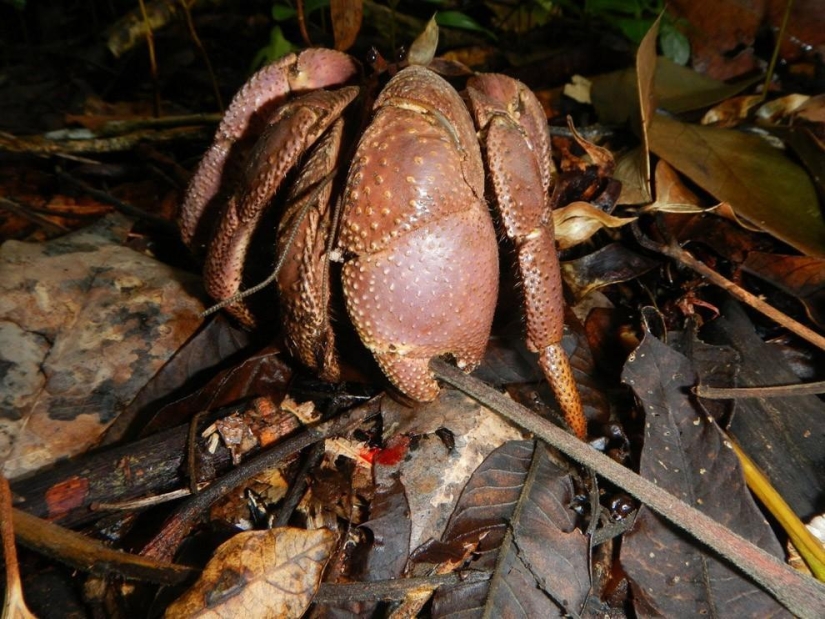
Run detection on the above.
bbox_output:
[701,299,825,520]
[649,113,825,258]
[416,441,589,617]
[0,215,203,478]
[621,329,790,617]
[166,527,335,619]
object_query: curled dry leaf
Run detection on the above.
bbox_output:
[561,243,659,301]
[407,14,439,67]
[165,527,335,619]
[552,201,635,250]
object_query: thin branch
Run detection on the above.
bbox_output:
[430,358,825,619]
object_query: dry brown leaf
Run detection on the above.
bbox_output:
[701,95,763,127]
[330,0,362,52]
[552,201,635,249]
[165,527,335,619]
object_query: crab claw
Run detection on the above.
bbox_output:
[179,49,360,249]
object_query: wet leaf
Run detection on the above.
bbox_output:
[165,527,335,619]
[701,299,825,520]
[330,0,362,52]
[620,330,790,617]
[649,113,825,258]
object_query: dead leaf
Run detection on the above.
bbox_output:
[742,251,825,328]
[421,441,589,617]
[553,201,635,249]
[701,95,763,127]
[632,13,660,204]
[561,243,660,300]
[380,389,523,552]
[330,0,362,52]
[648,113,825,258]
[620,330,790,617]
[408,14,439,67]
[165,527,335,619]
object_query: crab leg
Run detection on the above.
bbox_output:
[467,74,587,439]
[275,118,344,382]
[179,49,359,248]
[202,86,358,326]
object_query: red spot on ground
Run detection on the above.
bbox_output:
[373,434,411,466]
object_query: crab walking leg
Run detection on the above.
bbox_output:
[203,87,359,326]
[179,49,359,247]
[467,74,587,439]
[276,118,345,382]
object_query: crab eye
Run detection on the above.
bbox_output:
[395,45,407,63]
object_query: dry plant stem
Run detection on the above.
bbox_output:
[1,477,36,619]
[0,196,69,234]
[695,381,825,398]
[11,507,195,586]
[56,170,178,231]
[633,223,825,352]
[430,358,825,619]
[141,398,381,563]
[729,438,825,581]
[314,571,491,604]
[0,125,212,155]
[760,0,795,103]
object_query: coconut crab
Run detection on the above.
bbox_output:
[178,46,587,439]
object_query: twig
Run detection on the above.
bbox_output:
[632,221,825,352]
[56,169,177,232]
[695,381,825,399]
[1,477,36,618]
[140,398,381,563]
[11,507,195,585]
[179,0,223,112]
[314,570,491,604]
[429,358,825,618]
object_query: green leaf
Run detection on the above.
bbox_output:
[252,25,298,70]
[271,4,296,22]
[615,16,655,43]
[435,11,496,39]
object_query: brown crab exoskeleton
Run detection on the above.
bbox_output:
[178,48,587,440]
